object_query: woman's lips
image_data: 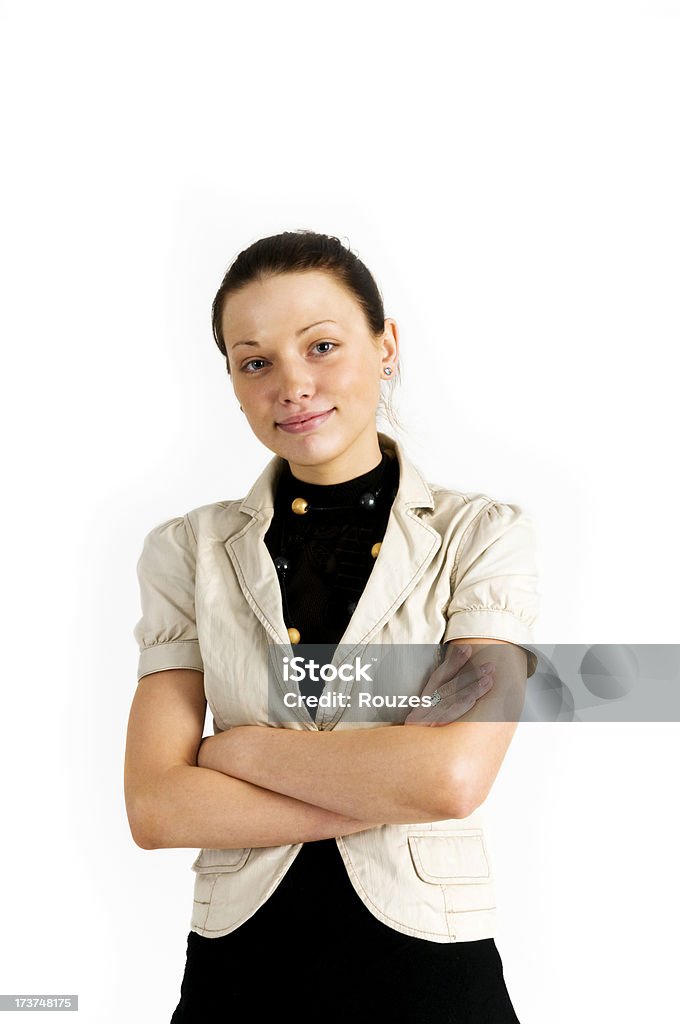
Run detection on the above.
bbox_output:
[276,408,335,434]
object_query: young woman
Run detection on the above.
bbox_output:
[124,230,540,1023]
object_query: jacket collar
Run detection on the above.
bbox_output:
[224,431,440,655]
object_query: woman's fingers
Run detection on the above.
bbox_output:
[420,643,473,697]
[431,660,496,701]
[446,661,496,697]
[404,663,495,726]
[405,644,500,726]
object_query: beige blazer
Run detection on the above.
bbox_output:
[133,430,540,942]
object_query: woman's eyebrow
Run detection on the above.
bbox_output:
[233,320,339,350]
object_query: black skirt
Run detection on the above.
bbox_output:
[170,837,521,1023]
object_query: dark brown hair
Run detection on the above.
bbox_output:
[211,229,404,433]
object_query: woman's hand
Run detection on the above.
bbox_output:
[404,642,495,727]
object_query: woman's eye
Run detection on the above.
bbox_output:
[241,341,337,374]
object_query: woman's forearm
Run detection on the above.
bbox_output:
[136,762,381,851]
[198,724,463,824]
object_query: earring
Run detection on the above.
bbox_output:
[383,367,393,376]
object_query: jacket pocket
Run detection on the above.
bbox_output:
[191,847,252,874]
[407,828,490,884]
[190,847,253,932]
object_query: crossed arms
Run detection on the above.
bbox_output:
[124,639,527,851]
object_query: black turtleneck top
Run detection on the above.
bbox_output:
[263,445,399,648]
[262,446,399,721]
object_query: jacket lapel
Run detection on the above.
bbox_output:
[224,431,441,663]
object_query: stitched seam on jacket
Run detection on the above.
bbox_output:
[442,884,455,938]
[140,639,201,650]
[372,512,440,631]
[193,874,218,931]
[184,513,199,548]
[451,607,527,618]
[224,517,283,638]
[450,499,497,592]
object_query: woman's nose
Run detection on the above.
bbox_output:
[277,364,314,403]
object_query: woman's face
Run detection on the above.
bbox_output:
[221,270,398,484]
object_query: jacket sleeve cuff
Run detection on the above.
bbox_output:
[137,639,204,681]
[443,609,538,679]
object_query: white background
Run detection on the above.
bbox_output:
[1,1,678,1020]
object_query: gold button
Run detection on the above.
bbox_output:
[371,541,382,558]
[287,626,301,644]
[291,497,309,515]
